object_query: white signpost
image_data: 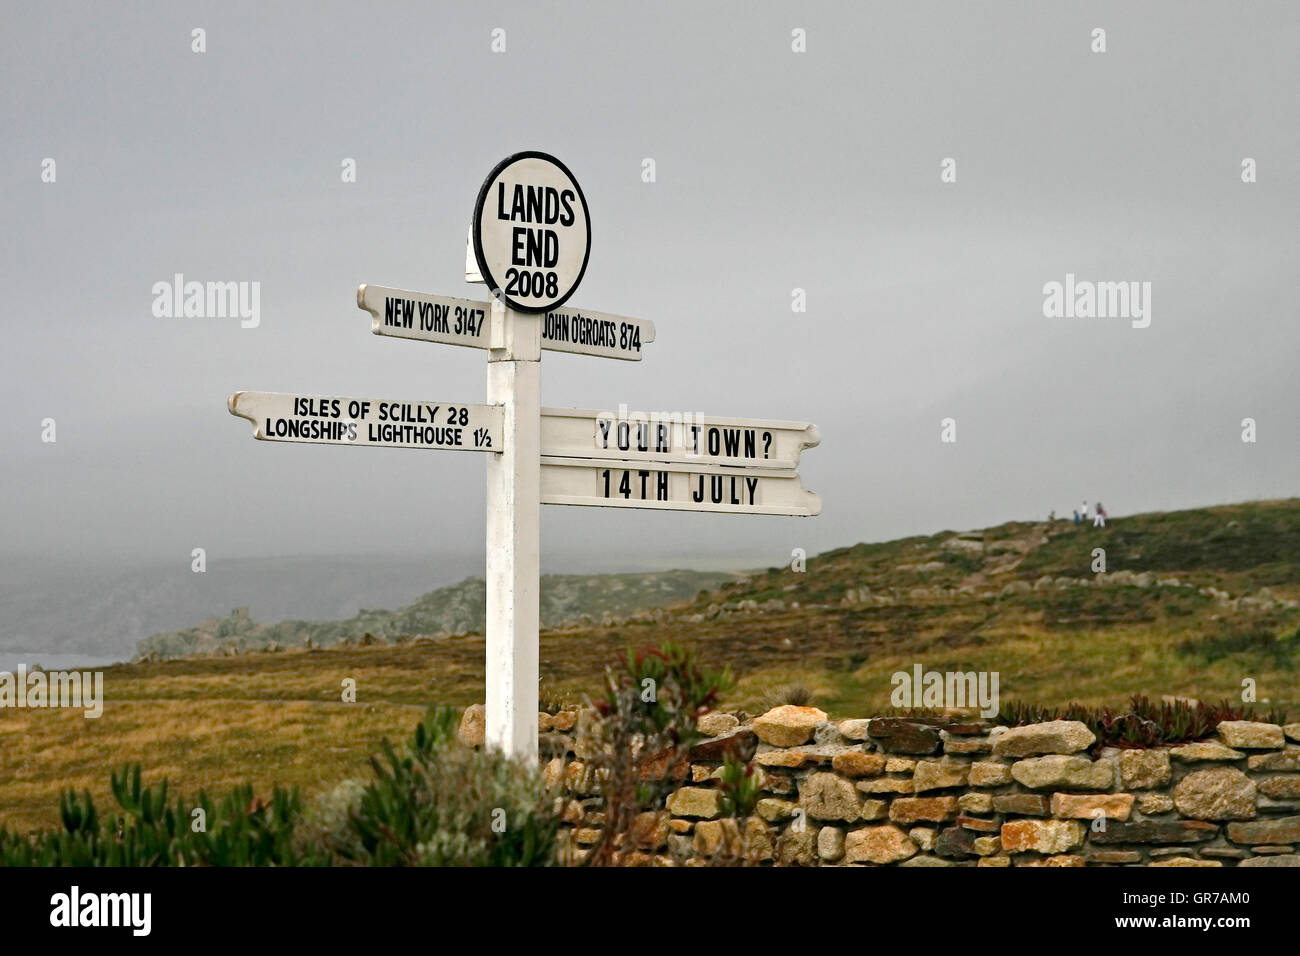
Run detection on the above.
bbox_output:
[540,407,820,469]
[537,304,654,362]
[471,151,591,313]
[359,284,655,362]
[228,151,821,764]
[357,285,492,351]
[228,391,502,451]
[540,457,822,516]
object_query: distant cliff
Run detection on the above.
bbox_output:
[134,569,738,659]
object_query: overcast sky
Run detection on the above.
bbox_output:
[3,1,1297,574]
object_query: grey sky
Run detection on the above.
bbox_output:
[3,1,1298,573]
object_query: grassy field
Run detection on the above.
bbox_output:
[2,499,1298,832]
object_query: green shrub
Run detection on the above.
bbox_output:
[717,756,762,818]
[293,779,367,862]
[343,707,558,867]
[0,765,324,867]
[585,642,732,866]
[938,551,983,574]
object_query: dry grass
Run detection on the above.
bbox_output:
[0,636,607,832]
[4,610,1295,833]
[0,695,425,832]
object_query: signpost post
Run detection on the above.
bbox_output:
[474,152,590,760]
[227,151,821,765]
[483,298,543,758]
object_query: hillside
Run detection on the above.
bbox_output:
[134,569,740,659]
[616,498,1300,710]
[4,498,1297,832]
[136,498,1300,709]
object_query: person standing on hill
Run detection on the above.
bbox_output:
[1080,499,1089,525]
[1094,502,1107,527]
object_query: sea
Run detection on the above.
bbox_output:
[0,652,122,673]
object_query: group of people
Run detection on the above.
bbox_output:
[1072,499,1106,527]
[1048,501,1108,526]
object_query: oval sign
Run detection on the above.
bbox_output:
[471,151,591,313]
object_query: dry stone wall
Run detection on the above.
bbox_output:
[461,705,1300,866]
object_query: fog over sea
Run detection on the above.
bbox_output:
[0,545,771,660]
[0,654,121,673]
